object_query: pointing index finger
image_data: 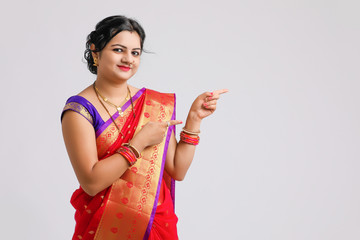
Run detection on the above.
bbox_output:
[213,89,229,95]
[168,120,183,126]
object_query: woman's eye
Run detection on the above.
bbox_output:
[132,51,140,56]
[113,48,123,53]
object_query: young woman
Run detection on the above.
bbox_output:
[61,15,227,240]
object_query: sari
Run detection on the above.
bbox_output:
[61,88,178,240]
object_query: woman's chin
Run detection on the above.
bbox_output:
[115,71,136,82]
[105,73,134,83]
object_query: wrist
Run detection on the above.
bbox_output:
[130,135,147,152]
[122,143,141,158]
[185,112,202,132]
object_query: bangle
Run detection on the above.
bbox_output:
[122,142,141,158]
[182,127,200,136]
[116,146,137,166]
[180,131,200,145]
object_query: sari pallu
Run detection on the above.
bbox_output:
[62,88,177,240]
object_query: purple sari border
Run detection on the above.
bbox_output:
[170,94,176,207]
[121,87,145,112]
[143,95,176,240]
[170,179,176,209]
[95,88,146,137]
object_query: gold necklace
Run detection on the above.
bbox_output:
[94,84,130,117]
[93,82,137,137]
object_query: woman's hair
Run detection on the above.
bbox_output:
[84,15,146,74]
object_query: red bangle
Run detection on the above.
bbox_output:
[180,131,200,145]
[116,146,137,166]
[122,142,141,158]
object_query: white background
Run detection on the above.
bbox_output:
[0,0,359,239]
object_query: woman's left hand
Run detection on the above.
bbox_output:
[188,89,228,121]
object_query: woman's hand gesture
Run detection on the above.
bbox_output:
[188,89,228,121]
[131,120,182,150]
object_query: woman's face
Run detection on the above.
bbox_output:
[94,30,142,82]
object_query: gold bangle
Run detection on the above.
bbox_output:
[182,127,200,136]
[122,143,141,158]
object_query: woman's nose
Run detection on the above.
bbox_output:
[121,52,133,64]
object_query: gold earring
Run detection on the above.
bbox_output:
[93,58,98,67]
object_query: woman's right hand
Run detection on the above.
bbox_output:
[131,120,182,150]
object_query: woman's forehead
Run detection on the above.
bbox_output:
[108,31,141,49]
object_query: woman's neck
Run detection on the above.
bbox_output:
[94,76,129,105]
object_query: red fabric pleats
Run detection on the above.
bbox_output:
[148,180,179,240]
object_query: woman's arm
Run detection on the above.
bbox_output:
[62,111,134,196]
[62,111,182,196]
[165,89,228,181]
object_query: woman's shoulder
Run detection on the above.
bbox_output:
[61,86,101,126]
[63,86,96,110]
[63,85,93,104]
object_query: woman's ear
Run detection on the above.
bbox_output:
[90,44,98,59]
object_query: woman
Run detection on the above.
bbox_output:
[61,15,227,240]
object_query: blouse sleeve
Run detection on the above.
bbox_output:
[61,96,94,126]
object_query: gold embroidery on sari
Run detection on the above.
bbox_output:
[96,107,133,159]
[94,89,175,240]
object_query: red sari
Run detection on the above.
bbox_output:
[62,88,178,240]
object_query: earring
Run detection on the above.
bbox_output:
[93,58,98,67]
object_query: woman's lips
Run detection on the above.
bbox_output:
[118,65,131,72]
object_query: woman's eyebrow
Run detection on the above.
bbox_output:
[110,44,141,50]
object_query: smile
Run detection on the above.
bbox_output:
[118,65,131,72]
